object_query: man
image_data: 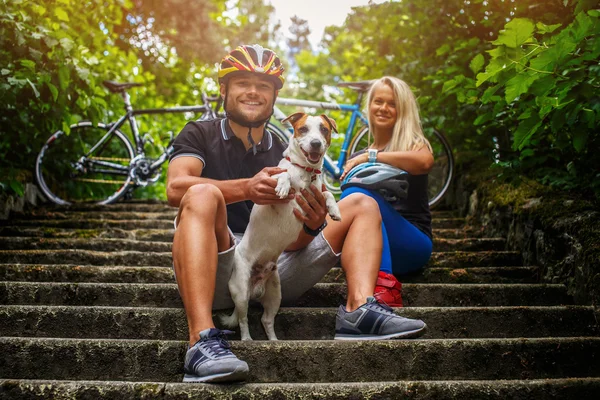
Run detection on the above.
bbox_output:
[167,44,426,383]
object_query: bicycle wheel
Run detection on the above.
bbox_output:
[348,126,454,208]
[267,122,342,194]
[36,122,135,205]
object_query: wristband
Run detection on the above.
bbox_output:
[368,148,378,163]
[303,220,328,237]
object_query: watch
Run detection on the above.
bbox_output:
[368,148,378,163]
[303,220,328,237]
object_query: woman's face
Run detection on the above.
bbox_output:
[369,83,397,134]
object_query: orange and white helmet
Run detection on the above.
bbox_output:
[218,44,285,90]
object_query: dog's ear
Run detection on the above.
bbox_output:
[282,112,306,126]
[320,114,338,133]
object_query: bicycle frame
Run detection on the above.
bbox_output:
[273,96,368,179]
[84,91,215,174]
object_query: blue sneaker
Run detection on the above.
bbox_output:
[183,328,249,382]
[334,296,427,340]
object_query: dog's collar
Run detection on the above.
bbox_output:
[285,156,322,181]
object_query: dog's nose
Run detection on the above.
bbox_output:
[310,140,322,150]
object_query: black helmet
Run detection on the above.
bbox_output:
[341,162,410,202]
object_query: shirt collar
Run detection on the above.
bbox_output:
[220,118,272,152]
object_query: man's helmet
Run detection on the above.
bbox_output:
[341,162,410,202]
[219,44,285,90]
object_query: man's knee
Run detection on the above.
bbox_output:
[179,183,225,217]
[339,192,381,222]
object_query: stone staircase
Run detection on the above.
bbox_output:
[1,201,599,399]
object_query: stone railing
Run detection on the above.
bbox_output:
[443,158,600,307]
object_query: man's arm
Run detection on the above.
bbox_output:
[166,157,295,208]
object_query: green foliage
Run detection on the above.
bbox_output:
[294,0,599,198]
[0,0,277,201]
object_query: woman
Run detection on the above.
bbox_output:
[340,76,434,307]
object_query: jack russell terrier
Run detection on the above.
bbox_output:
[221,112,342,340]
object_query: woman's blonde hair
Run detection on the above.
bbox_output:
[366,76,432,153]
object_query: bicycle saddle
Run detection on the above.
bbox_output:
[103,80,144,93]
[337,80,375,92]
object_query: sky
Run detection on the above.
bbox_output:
[266,0,388,48]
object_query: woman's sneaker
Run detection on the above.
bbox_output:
[334,297,426,340]
[183,328,249,383]
[374,271,403,307]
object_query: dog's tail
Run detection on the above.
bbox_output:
[219,311,238,328]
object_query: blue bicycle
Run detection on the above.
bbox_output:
[267,80,454,208]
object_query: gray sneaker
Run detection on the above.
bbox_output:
[183,328,249,383]
[334,296,427,340]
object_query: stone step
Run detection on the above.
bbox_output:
[1,216,462,230]
[7,211,178,221]
[434,227,485,238]
[1,225,478,241]
[0,236,507,253]
[0,250,522,268]
[0,264,539,284]
[0,282,572,307]
[2,305,596,340]
[322,266,541,284]
[2,337,599,382]
[3,378,600,400]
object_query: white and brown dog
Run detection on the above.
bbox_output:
[221,112,342,340]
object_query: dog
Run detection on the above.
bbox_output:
[221,112,342,340]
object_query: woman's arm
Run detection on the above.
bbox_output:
[341,146,434,179]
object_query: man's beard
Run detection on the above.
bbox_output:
[225,97,274,128]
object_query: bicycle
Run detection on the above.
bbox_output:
[35,80,219,205]
[37,79,454,208]
[264,80,454,208]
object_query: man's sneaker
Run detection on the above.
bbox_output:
[183,328,249,383]
[374,271,403,307]
[334,296,426,340]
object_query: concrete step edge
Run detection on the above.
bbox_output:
[2,378,600,400]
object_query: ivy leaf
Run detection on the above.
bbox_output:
[9,180,24,197]
[19,59,36,70]
[530,38,577,72]
[473,113,493,126]
[513,114,542,150]
[26,79,40,98]
[505,73,539,103]
[54,7,69,22]
[571,11,593,42]
[1,69,10,75]
[492,18,535,48]
[46,81,58,102]
[59,38,74,52]
[572,130,588,152]
[470,54,485,74]
[536,22,562,34]
[436,44,451,56]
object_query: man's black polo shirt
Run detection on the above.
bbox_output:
[169,118,286,234]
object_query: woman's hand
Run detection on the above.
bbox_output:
[340,153,369,181]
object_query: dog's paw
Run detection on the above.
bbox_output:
[275,179,291,198]
[328,205,342,222]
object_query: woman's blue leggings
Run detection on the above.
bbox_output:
[341,186,433,275]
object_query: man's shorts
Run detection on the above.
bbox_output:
[173,218,341,310]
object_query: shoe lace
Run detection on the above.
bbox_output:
[371,299,395,314]
[201,329,235,357]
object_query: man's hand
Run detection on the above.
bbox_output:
[245,167,295,205]
[293,184,328,230]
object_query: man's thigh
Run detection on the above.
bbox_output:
[210,232,340,309]
[278,233,341,305]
